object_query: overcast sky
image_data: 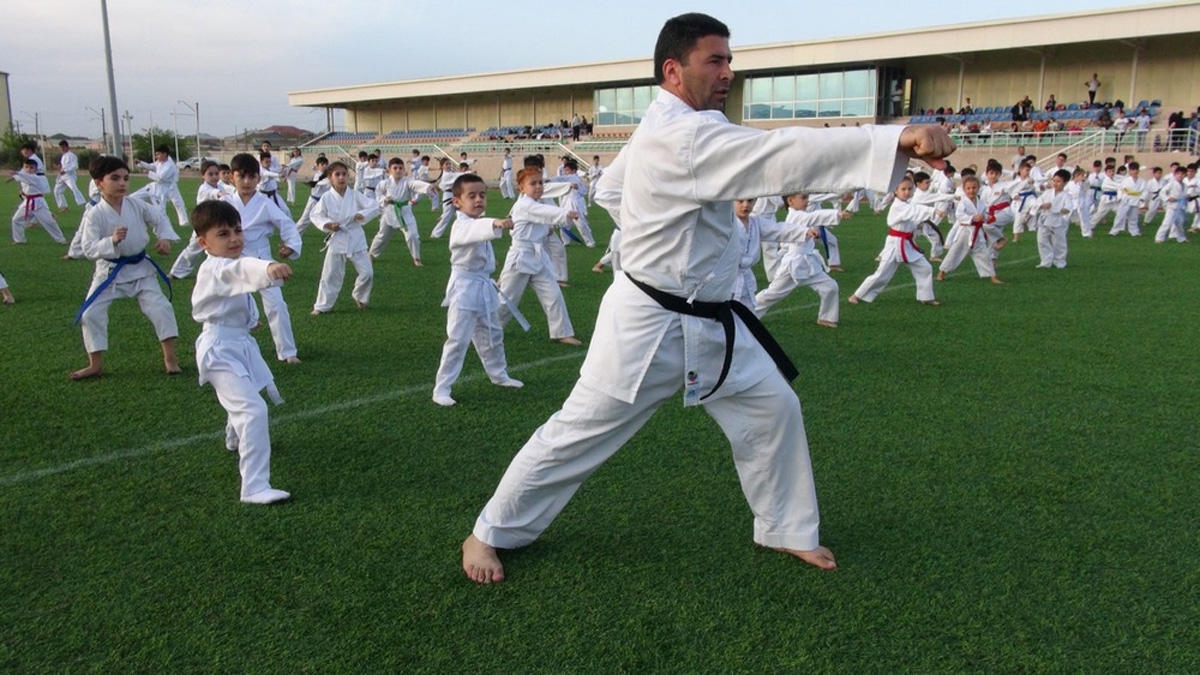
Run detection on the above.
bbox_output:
[2,0,1164,139]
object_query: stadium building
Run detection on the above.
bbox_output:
[288,1,1200,174]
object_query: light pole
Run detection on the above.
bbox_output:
[178,100,199,160]
[86,106,107,150]
[171,109,181,160]
[121,110,134,160]
[100,0,122,157]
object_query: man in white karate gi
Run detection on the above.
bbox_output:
[461,12,955,584]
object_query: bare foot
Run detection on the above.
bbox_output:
[70,365,103,380]
[355,301,367,310]
[994,237,1008,250]
[165,362,183,375]
[557,281,570,288]
[772,545,838,570]
[847,295,860,304]
[591,263,605,273]
[828,265,843,272]
[310,309,323,316]
[558,336,583,346]
[923,299,942,306]
[413,259,423,267]
[462,534,505,583]
[991,277,1006,285]
[816,319,838,328]
[284,356,301,365]
[936,271,947,281]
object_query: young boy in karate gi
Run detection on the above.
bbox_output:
[548,159,595,247]
[432,175,520,407]
[309,161,380,314]
[296,156,330,232]
[371,158,432,266]
[53,140,88,211]
[1154,165,1189,244]
[8,158,67,245]
[1036,169,1074,268]
[497,167,582,345]
[284,149,304,205]
[1110,162,1146,237]
[170,161,232,278]
[753,193,847,326]
[71,155,180,380]
[936,175,1004,284]
[190,199,292,505]
[136,145,189,228]
[850,178,950,306]
[224,153,303,364]
[430,158,467,238]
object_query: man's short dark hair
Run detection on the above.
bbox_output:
[155,144,170,156]
[230,153,260,176]
[192,200,240,238]
[653,13,729,85]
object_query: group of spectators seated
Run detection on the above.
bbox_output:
[479,116,595,142]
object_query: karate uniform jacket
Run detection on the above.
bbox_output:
[507,194,571,275]
[443,213,503,314]
[311,188,380,255]
[80,197,178,286]
[192,255,282,401]
[591,89,903,406]
[223,192,301,261]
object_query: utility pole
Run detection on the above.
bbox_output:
[121,110,133,160]
[171,109,180,160]
[87,106,107,150]
[101,0,122,157]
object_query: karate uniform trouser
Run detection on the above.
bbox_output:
[1092,199,1117,226]
[853,254,935,303]
[1144,198,1160,224]
[11,203,65,243]
[433,306,509,399]
[761,242,784,283]
[79,275,179,353]
[257,285,297,360]
[296,196,319,232]
[1111,204,1142,236]
[207,369,275,499]
[1037,222,1069,268]
[431,200,457,238]
[1154,209,1188,243]
[169,233,205,278]
[286,177,298,204]
[472,321,821,552]
[54,174,86,208]
[500,171,515,199]
[939,229,995,278]
[163,184,189,226]
[67,221,86,258]
[598,229,621,272]
[1077,199,1095,236]
[754,271,839,324]
[497,265,574,339]
[313,249,373,311]
[370,209,420,261]
[572,206,595,246]
[546,233,568,282]
[1012,205,1036,235]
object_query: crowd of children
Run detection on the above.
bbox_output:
[4,139,1197,506]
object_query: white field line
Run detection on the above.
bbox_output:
[0,255,1039,487]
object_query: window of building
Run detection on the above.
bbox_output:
[595,84,661,126]
[743,69,877,121]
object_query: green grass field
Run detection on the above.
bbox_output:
[1,175,1197,672]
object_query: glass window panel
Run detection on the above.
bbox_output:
[633,86,653,112]
[771,102,794,119]
[616,88,633,112]
[795,101,817,118]
[597,111,617,125]
[819,72,843,99]
[747,103,771,120]
[842,98,872,117]
[773,76,795,102]
[818,101,842,117]
[844,70,870,98]
[749,78,772,103]
[595,89,616,110]
[796,74,818,101]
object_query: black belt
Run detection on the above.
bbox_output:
[625,273,798,401]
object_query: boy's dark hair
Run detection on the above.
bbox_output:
[315,156,329,166]
[388,157,403,167]
[913,171,931,183]
[22,158,37,168]
[1058,152,1068,160]
[368,154,378,161]
[961,175,980,187]
[421,155,430,161]
[1174,165,1187,174]
[411,148,420,154]
[155,144,170,156]
[59,140,70,148]
[191,200,241,238]
[1054,169,1072,182]
[327,161,350,173]
[218,163,231,172]
[230,153,260,176]
[1072,167,1087,178]
[200,160,219,174]
[458,162,469,171]
[1128,161,1140,170]
[20,141,38,152]
[564,158,579,172]
[960,167,977,177]
[451,173,484,197]
[358,151,368,159]
[1092,160,1103,168]
[654,13,729,85]
[89,154,129,180]
[986,160,1003,174]
[258,151,271,161]
[523,154,544,169]
[1151,166,1162,173]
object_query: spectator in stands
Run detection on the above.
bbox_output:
[1135,108,1151,151]
[1096,106,1113,129]
[957,98,973,115]
[1011,100,1027,122]
[1049,117,1064,133]
[1021,96,1034,118]
[1032,117,1050,139]
[1112,109,1130,150]
[1044,94,1057,112]
[1085,74,1101,106]
[571,114,581,141]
